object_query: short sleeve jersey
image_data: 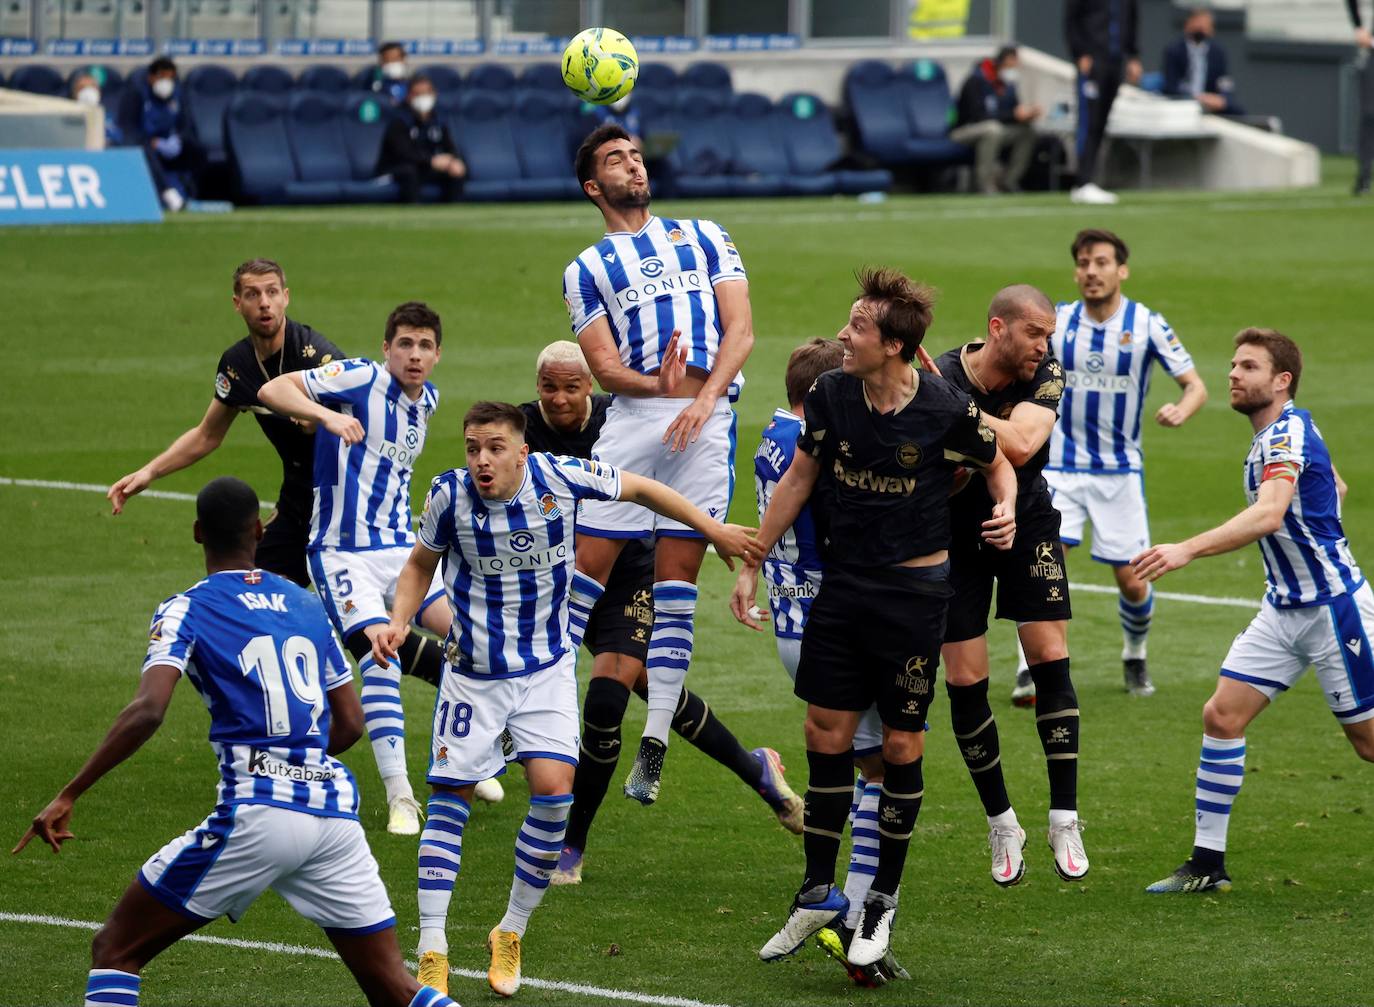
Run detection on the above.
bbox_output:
[936,343,1063,524]
[143,569,359,819]
[213,319,344,495]
[797,368,997,568]
[754,408,822,638]
[418,453,623,677]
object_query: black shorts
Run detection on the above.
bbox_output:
[254,482,312,588]
[583,539,654,662]
[944,508,1072,644]
[795,564,950,733]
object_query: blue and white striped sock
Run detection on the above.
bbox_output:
[842,781,882,930]
[1120,590,1154,661]
[566,572,605,651]
[499,793,573,938]
[847,775,866,827]
[409,986,460,1007]
[1193,734,1245,855]
[360,654,409,801]
[85,969,140,1007]
[644,580,698,743]
[418,793,470,954]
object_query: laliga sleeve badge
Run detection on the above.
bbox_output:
[215,371,232,398]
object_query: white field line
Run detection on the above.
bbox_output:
[0,911,733,1007]
[2,474,1259,610]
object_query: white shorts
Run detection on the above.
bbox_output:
[776,635,883,756]
[1219,582,1374,724]
[579,395,736,538]
[309,546,446,639]
[428,652,581,786]
[1045,469,1150,565]
[138,803,394,932]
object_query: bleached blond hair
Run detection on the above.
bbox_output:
[536,340,590,377]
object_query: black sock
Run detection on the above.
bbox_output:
[397,634,443,688]
[1030,658,1079,812]
[564,677,631,853]
[947,679,1011,818]
[1191,846,1225,871]
[670,689,763,792]
[802,750,855,892]
[871,757,924,898]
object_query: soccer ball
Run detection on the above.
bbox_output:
[561,27,638,105]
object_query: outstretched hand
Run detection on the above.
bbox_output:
[710,523,764,572]
[13,795,76,855]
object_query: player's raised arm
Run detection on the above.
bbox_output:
[13,665,179,855]
[258,372,364,444]
[577,317,683,397]
[980,400,1058,468]
[108,398,237,514]
[1133,475,1295,581]
[980,446,1019,550]
[616,471,763,570]
[372,540,444,666]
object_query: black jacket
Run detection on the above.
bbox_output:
[376,107,457,174]
[1065,0,1139,63]
[1161,37,1240,112]
[956,59,1022,128]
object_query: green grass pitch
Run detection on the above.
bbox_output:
[4,162,1374,1006]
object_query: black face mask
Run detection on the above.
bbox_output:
[1188,31,1209,44]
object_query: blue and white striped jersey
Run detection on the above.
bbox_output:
[562,215,747,391]
[143,569,359,819]
[753,408,822,640]
[1244,401,1363,609]
[1049,298,1195,474]
[419,452,623,678]
[302,358,439,552]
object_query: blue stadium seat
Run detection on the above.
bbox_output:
[636,62,677,94]
[846,59,969,169]
[511,91,582,200]
[286,91,397,204]
[67,64,124,94]
[450,90,519,201]
[900,59,970,165]
[225,92,296,204]
[184,64,239,168]
[680,61,731,97]
[724,93,788,197]
[418,64,463,96]
[466,63,516,94]
[339,93,396,192]
[240,64,294,94]
[669,89,733,199]
[9,63,65,96]
[844,60,910,164]
[517,62,563,94]
[776,91,892,195]
[297,64,351,93]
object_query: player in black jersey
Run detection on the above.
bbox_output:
[515,342,803,886]
[927,284,1089,887]
[107,258,446,690]
[735,269,1016,972]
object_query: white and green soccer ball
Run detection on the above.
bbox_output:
[561,27,639,105]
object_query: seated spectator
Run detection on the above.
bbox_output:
[70,72,122,147]
[117,56,204,212]
[1161,8,1244,115]
[951,45,1042,194]
[363,40,411,106]
[376,75,466,203]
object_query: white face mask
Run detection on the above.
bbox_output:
[411,93,436,115]
[151,77,175,100]
[75,86,101,106]
[999,68,1020,87]
[382,60,408,81]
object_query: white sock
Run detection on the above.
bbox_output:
[361,655,408,784]
[1049,808,1078,828]
[643,581,697,743]
[988,808,1019,830]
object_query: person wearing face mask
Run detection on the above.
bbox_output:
[376,75,466,203]
[1161,8,1244,116]
[117,56,203,212]
[951,46,1043,195]
[366,41,412,105]
[70,71,122,146]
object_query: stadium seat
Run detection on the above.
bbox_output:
[351,66,378,91]
[240,64,294,94]
[511,91,582,200]
[636,62,677,95]
[465,63,517,94]
[339,92,396,192]
[297,64,351,93]
[286,91,396,204]
[776,91,893,195]
[418,64,464,96]
[845,59,969,170]
[668,89,734,199]
[225,92,297,204]
[450,90,520,201]
[680,61,732,97]
[723,93,789,197]
[900,59,971,165]
[67,64,124,94]
[184,64,239,168]
[9,63,65,96]
[517,62,563,94]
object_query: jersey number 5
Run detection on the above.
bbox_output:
[239,634,325,737]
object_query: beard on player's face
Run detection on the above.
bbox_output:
[1229,384,1272,415]
[601,177,651,210]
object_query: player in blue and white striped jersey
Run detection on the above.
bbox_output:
[562,123,756,805]
[1042,229,1208,700]
[372,400,760,997]
[14,478,458,1007]
[1134,330,1374,895]
[259,301,451,837]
